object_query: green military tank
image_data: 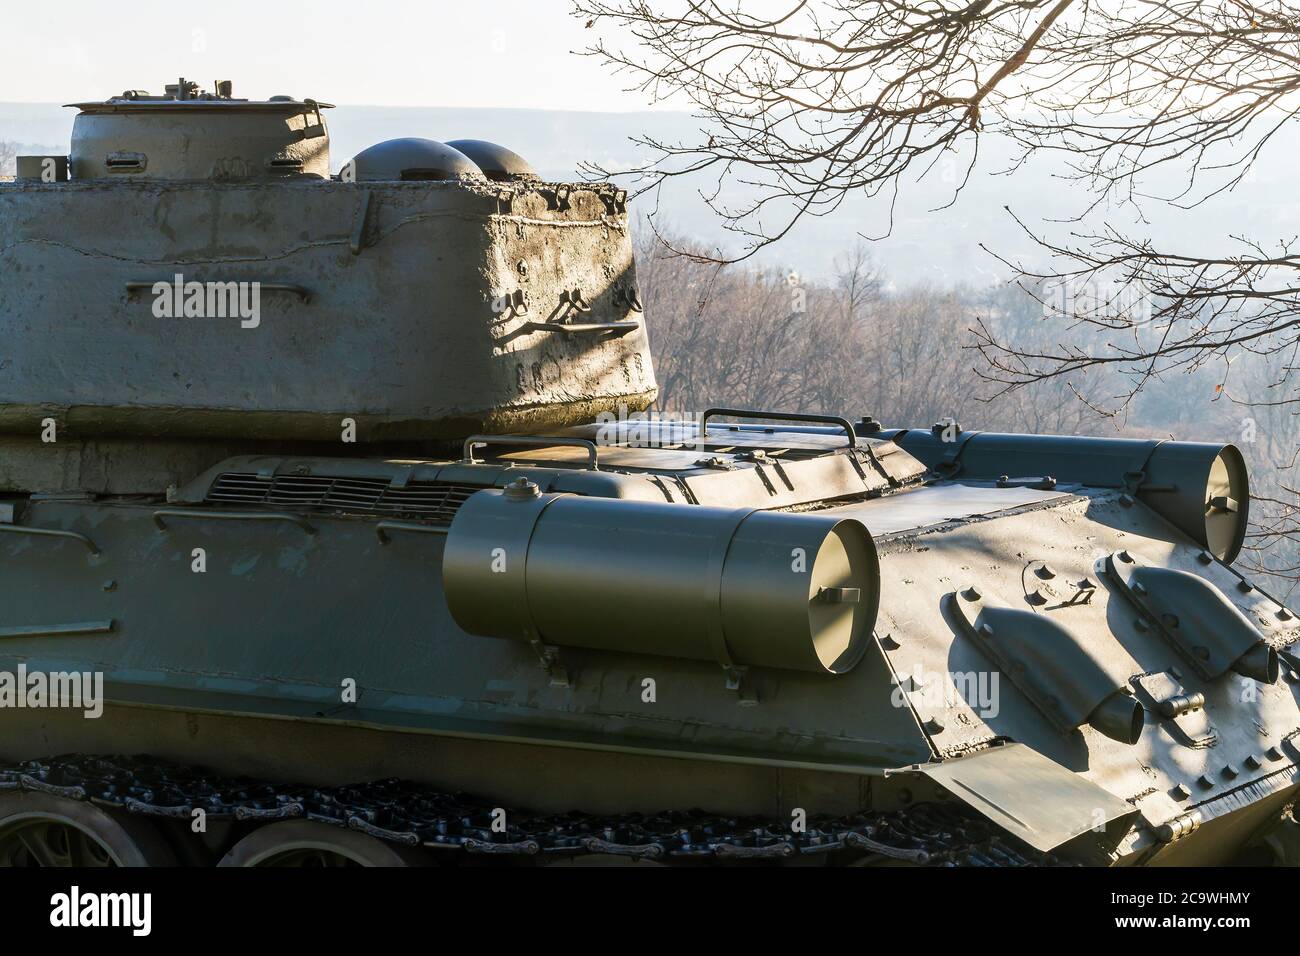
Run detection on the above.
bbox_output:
[1,79,1298,867]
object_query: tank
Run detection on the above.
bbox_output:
[1,80,1297,868]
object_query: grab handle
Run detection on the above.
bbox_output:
[152,509,316,535]
[0,524,101,556]
[702,408,857,449]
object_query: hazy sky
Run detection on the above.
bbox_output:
[0,0,654,110]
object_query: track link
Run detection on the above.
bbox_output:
[1,754,1070,866]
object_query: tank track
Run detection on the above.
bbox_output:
[1,754,1070,866]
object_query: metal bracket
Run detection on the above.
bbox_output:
[530,640,570,689]
[996,475,1057,490]
[349,189,373,255]
[694,455,736,471]
[374,521,448,545]
[724,665,758,706]
[462,435,600,471]
[1131,671,1217,748]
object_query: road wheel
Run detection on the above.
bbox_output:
[0,792,176,867]
[218,820,429,867]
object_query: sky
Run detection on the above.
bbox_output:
[0,0,654,111]
[3,0,1294,285]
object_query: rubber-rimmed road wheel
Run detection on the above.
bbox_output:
[218,820,429,867]
[0,792,177,867]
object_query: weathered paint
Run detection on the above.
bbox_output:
[0,179,655,443]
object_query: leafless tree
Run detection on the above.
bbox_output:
[582,1,1300,583]
[575,0,1078,261]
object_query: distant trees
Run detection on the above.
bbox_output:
[0,141,18,178]
[637,229,1106,435]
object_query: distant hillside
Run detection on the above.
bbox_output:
[4,100,1294,286]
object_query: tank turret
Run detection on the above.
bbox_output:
[0,80,656,494]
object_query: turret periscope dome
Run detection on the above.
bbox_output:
[348,138,485,182]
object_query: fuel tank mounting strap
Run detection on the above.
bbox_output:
[0,523,101,556]
[931,429,980,477]
[1121,439,1168,494]
[704,506,762,673]
[151,509,317,535]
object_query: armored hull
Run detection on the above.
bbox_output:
[2,421,1298,865]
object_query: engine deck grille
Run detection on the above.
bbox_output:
[206,472,485,523]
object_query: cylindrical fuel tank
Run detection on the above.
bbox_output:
[442,483,880,674]
[884,430,1249,563]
